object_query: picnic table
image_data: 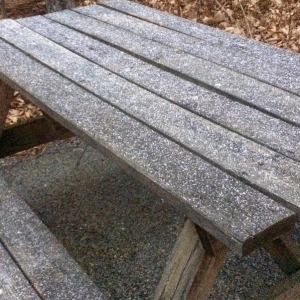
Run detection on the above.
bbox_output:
[1,1,300,299]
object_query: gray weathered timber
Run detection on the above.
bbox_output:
[0,178,108,300]
[77,4,300,96]
[2,20,300,212]
[154,219,228,300]
[154,219,205,300]
[0,39,295,255]
[45,10,300,128]
[45,0,74,12]
[18,16,300,163]
[0,79,13,138]
[100,0,300,76]
[0,243,40,300]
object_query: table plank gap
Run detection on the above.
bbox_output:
[79,4,300,97]
[99,0,300,75]
[44,9,300,129]
[17,15,300,164]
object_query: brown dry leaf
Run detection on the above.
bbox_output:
[214,10,227,23]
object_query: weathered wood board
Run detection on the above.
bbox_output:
[18,16,300,163]
[0,23,296,255]
[2,20,300,214]
[0,242,40,300]
[0,178,108,300]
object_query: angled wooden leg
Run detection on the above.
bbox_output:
[154,218,228,300]
[0,80,14,138]
[260,232,300,300]
[263,232,300,276]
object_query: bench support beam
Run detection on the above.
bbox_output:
[0,80,14,138]
[0,115,74,158]
[263,233,300,276]
[154,218,228,300]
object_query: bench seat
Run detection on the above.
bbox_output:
[0,178,108,300]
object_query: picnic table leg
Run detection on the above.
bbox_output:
[263,232,300,276]
[257,233,300,299]
[154,218,228,300]
[0,80,14,138]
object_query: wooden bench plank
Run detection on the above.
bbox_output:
[18,16,300,163]
[0,242,40,300]
[0,178,108,300]
[2,20,300,213]
[100,0,300,78]
[76,3,300,97]
[0,38,295,255]
[44,9,300,128]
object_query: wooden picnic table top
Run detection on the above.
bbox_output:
[0,0,300,256]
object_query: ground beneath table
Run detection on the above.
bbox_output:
[0,137,295,299]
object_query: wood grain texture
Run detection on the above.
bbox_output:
[154,219,204,300]
[264,233,300,276]
[91,3,300,97]
[0,178,108,300]
[154,219,228,300]
[0,79,13,138]
[0,242,40,300]
[100,0,300,78]
[1,20,300,215]
[0,115,73,158]
[18,16,300,164]
[0,28,296,254]
[53,8,300,128]
[186,239,227,300]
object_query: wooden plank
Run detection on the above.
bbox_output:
[2,20,300,214]
[18,16,300,163]
[0,242,40,300]
[0,115,73,158]
[80,4,300,97]
[0,178,108,300]
[0,38,295,255]
[263,270,300,300]
[154,219,228,300]
[0,79,13,138]
[45,10,300,129]
[264,233,300,276]
[186,230,228,300]
[100,0,300,77]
